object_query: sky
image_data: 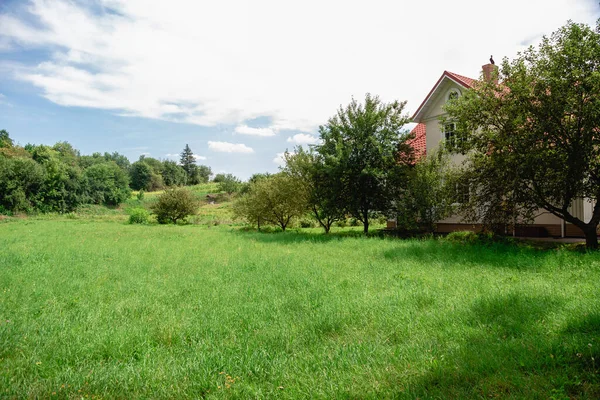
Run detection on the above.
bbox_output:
[0,0,599,179]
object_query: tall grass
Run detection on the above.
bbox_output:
[0,220,599,398]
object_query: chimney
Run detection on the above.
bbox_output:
[482,63,499,84]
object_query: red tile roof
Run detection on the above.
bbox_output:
[445,71,477,89]
[407,123,426,160]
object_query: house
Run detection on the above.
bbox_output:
[391,63,593,238]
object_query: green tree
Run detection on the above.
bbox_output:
[180,144,198,183]
[315,93,413,233]
[196,165,212,184]
[233,173,308,231]
[444,20,600,249]
[0,156,45,212]
[129,161,153,191]
[0,129,14,148]
[152,188,198,224]
[83,162,131,206]
[217,173,242,194]
[161,160,187,187]
[395,150,454,233]
[282,148,344,233]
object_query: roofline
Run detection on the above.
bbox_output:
[411,71,474,122]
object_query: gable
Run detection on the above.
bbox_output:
[412,71,477,123]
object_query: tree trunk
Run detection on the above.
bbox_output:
[363,212,369,234]
[583,226,598,250]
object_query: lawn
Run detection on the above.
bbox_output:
[0,218,599,398]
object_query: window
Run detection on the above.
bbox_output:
[455,182,470,204]
[446,89,461,102]
[444,122,457,144]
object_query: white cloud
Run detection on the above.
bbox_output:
[234,125,276,137]
[165,153,207,160]
[287,133,319,145]
[208,141,254,154]
[0,0,598,132]
[273,152,285,165]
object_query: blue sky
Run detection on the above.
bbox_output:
[1,0,599,179]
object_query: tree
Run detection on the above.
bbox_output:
[0,129,14,148]
[444,21,600,248]
[83,162,131,206]
[161,160,187,187]
[152,188,198,224]
[179,144,201,184]
[0,156,45,212]
[315,93,413,233]
[217,173,242,194]
[129,161,153,191]
[282,148,344,233]
[196,165,212,184]
[395,150,454,233]
[233,173,308,231]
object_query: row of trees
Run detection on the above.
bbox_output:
[234,20,600,250]
[0,136,214,213]
[233,94,453,233]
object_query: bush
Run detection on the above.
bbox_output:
[349,217,361,227]
[137,190,145,201]
[299,218,315,228]
[151,188,198,224]
[128,207,150,224]
[446,230,479,244]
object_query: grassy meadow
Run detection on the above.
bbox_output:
[0,187,599,398]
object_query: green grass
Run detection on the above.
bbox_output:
[1,220,599,398]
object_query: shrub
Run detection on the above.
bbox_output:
[129,207,150,224]
[151,188,198,224]
[446,230,479,244]
[349,217,361,227]
[299,218,315,228]
[137,190,145,201]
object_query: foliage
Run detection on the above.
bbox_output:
[83,162,131,206]
[315,93,413,233]
[129,161,164,191]
[128,207,150,224]
[445,230,480,244]
[282,147,345,233]
[136,190,145,201]
[444,21,600,248]
[395,149,454,232]
[160,160,187,187]
[233,173,308,231]
[28,144,85,213]
[179,144,211,184]
[212,173,227,183]
[0,129,13,148]
[151,187,198,224]
[0,156,45,212]
[217,173,242,194]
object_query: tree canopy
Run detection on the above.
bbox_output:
[444,20,600,248]
[315,93,413,233]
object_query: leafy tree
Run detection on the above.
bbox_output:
[315,93,413,233]
[130,160,164,191]
[29,144,84,212]
[196,165,212,184]
[212,173,227,183]
[444,20,600,249]
[0,129,14,148]
[282,148,344,233]
[395,150,454,232]
[233,173,308,231]
[217,173,242,194]
[161,160,187,187]
[83,162,131,206]
[0,156,45,212]
[152,188,198,224]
